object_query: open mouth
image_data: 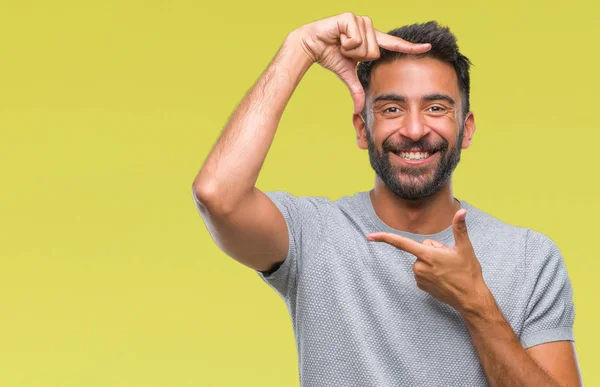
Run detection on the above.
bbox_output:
[391,150,439,163]
[395,151,433,160]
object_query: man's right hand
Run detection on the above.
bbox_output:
[193,13,431,275]
[289,12,431,115]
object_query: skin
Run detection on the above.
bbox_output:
[359,57,583,386]
[193,12,583,387]
[354,57,471,235]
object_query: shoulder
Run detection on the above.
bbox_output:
[264,190,363,213]
[462,200,561,264]
[263,191,370,236]
[524,228,560,253]
[262,191,348,231]
[462,200,529,243]
[524,229,564,272]
[263,190,337,213]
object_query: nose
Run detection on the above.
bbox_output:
[399,109,429,142]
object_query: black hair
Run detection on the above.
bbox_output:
[357,21,472,120]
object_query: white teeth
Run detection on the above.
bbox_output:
[398,151,431,160]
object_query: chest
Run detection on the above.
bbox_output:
[296,229,528,337]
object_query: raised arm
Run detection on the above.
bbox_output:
[192,13,430,272]
[192,33,311,272]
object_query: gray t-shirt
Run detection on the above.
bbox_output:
[193,189,576,386]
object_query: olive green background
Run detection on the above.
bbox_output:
[1,0,597,385]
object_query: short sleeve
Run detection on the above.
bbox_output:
[256,191,325,302]
[519,229,576,349]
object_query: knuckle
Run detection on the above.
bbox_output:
[361,15,372,25]
[368,51,381,61]
[342,40,361,52]
[349,38,363,49]
[356,15,366,27]
[342,12,355,21]
[429,264,439,276]
[412,261,425,275]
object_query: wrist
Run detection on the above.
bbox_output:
[280,30,315,75]
[458,281,497,322]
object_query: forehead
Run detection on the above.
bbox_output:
[369,57,460,101]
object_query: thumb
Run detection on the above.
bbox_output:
[336,61,365,115]
[452,209,471,248]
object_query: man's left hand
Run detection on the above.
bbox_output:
[366,209,491,314]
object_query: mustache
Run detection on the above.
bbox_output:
[383,137,448,153]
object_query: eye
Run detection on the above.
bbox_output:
[426,105,447,113]
[383,106,403,114]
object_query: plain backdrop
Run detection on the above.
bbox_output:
[0,0,597,386]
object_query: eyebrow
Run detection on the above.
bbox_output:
[372,93,406,104]
[423,93,455,105]
[371,93,456,106]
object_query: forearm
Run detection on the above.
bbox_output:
[460,289,561,387]
[193,31,313,212]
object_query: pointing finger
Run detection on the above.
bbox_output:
[422,238,446,249]
[374,30,431,54]
[367,232,429,258]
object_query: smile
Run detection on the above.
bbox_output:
[391,150,439,165]
[397,151,431,160]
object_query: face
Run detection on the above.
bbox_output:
[354,57,475,201]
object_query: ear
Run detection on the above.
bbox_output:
[461,111,476,149]
[353,113,369,150]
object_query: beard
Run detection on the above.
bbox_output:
[366,128,464,201]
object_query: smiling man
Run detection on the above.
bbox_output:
[191,13,583,387]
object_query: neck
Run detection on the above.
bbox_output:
[370,177,461,235]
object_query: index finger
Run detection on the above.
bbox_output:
[374,30,431,54]
[366,232,429,258]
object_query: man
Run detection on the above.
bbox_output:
[191,12,583,386]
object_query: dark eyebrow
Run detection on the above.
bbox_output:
[372,93,407,104]
[423,94,455,105]
[371,93,455,106]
